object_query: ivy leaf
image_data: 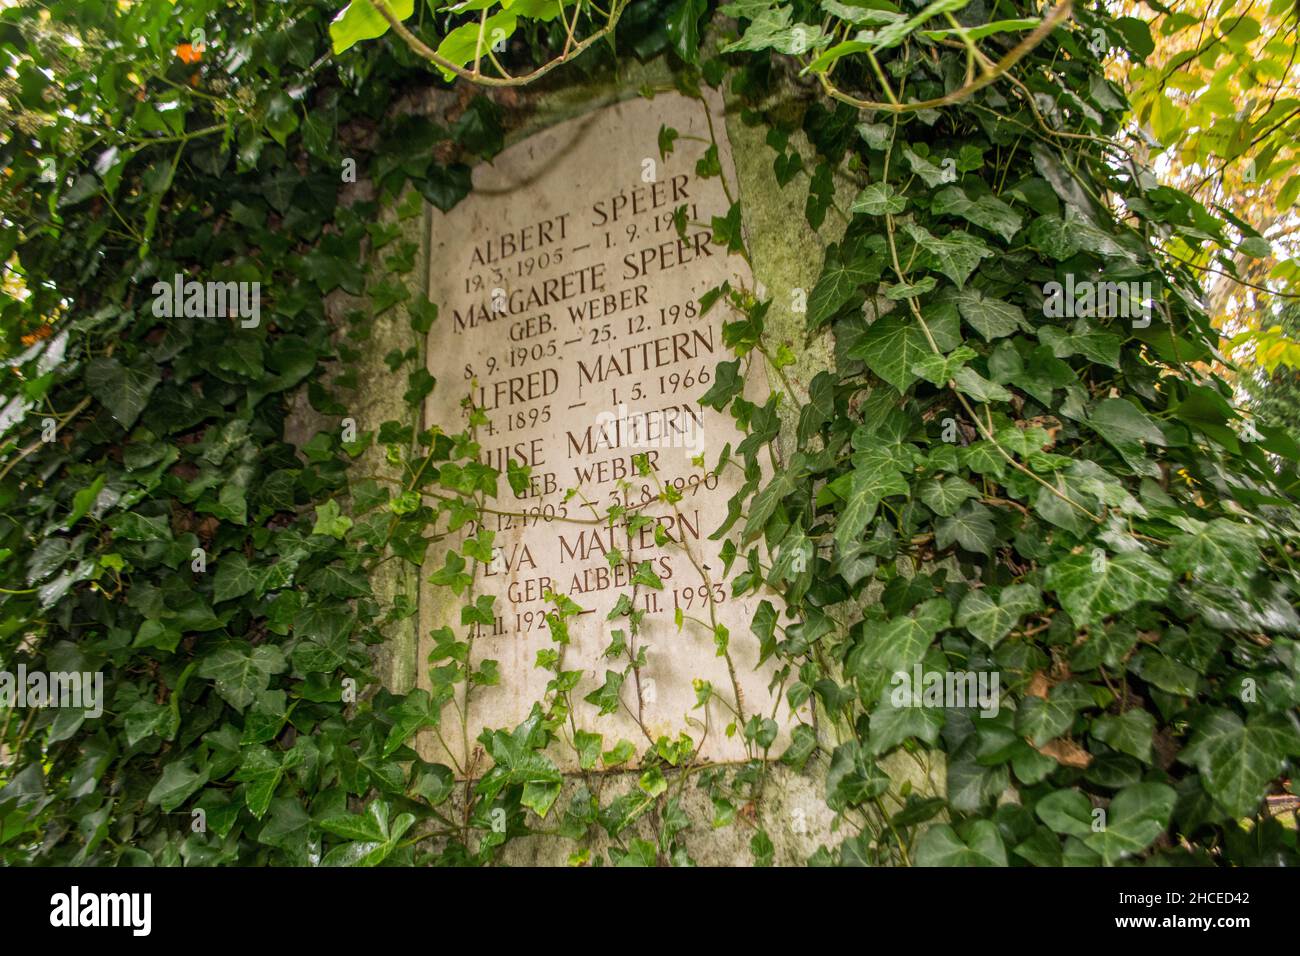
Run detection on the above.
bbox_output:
[664,0,708,63]
[914,820,1008,866]
[213,553,259,603]
[451,96,503,158]
[109,511,172,544]
[428,550,474,595]
[901,147,954,189]
[948,755,1007,813]
[850,182,907,215]
[258,799,312,860]
[1182,710,1300,818]
[329,0,414,55]
[956,583,1042,647]
[584,670,625,716]
[85,357,161,429]
[932,186,1022,242]
[382,689,442,756]
[1029,213,1083,260]
[418,163,472,212]
[147,760,208,812]
[312,499,353,539]
[65,475,105,531]
[409,298,437,333]
[305,564,371,599]
[832,456,906,552]
[779,723,818,770]
[806,237,882,332]
[953,288,1028,341]
[1086,398,1166,473]
[1045,551,1172,627]
[1039,321,1122,369]
[743,470,798,543]
[321,806,395,842]
[917,475,979,517]
[198,645,287,711]
[1091,709,1155,763]
[1083,783,1176,865]
[699,359,743,409]
[477,715,563,818]
[573,730,603,771]
[134,619,182,653]
[935,502,996,555]
[232,746,283,820]
[853,598,951,674]
[886,277,937,300]
[952,366,1012,404]
[826,741,890,809]
[911,344,976,385]
[848,312,930,393]
[903,223,992,288]
[723,6,826,55]
[868,686,945,753]
[1129,648,1199,697]
[1168,518,1261,579]
[631,561,664,590]
[658,125,679,159]
[797,370,836,445]
[1016,681,1090,747]
[434,12,519,78]
[1035,789,1094,837]
[320,824,413,868]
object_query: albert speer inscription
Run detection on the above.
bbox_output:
[418,90,785,772]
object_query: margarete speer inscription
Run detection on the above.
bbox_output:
[419,90,785,773]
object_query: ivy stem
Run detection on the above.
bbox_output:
[374,0,630,88]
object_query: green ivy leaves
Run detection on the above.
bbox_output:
[1033,783,1176,865]
[1084,783,1176,865]
[915,820,1007,866]
[902,223,992,287]
[319,801,417,866]
[330,0,414,55]
[955,584,1041,648]
[1045,551,1172,627]
[197,645,288,712]
[848,312,931,393]
[1167,517,1262,579]
[1182,710,1300,818]
[854,599,951,675]
[477,711,564,818]
[806,235,883,332]
[4,0,1300,873]
[84,357,161,429]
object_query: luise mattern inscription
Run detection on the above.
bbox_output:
[419,90,787,773]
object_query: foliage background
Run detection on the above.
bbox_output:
[1,0,1298,866]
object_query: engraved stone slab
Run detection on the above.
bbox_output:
[419,90,782,773]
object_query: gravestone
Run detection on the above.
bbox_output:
[418,90,788,772]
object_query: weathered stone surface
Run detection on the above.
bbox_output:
[418,89,792,774]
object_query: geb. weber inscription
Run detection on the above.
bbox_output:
[419,91,789,773]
